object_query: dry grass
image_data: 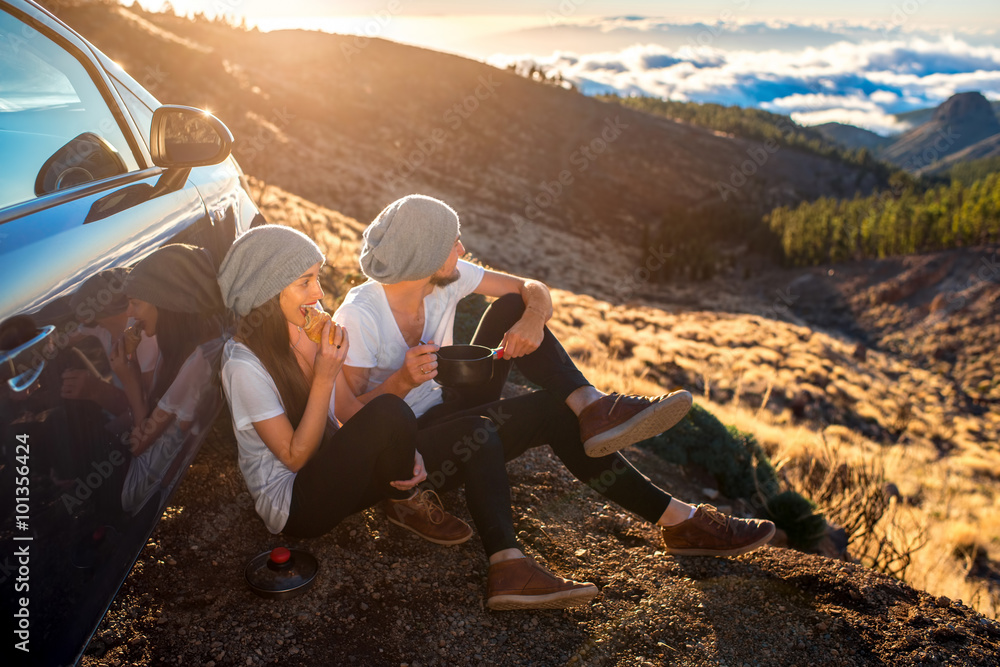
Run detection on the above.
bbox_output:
[546,287,1000,619]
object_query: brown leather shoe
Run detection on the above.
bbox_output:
[383,489,473,546]
[486,556,598,610]
[660,504,776,557]
[579,389,692,457]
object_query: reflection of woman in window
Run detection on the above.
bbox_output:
[110,244,224,456]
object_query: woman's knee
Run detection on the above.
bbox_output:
[357,394,417,445]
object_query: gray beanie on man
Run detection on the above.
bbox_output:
[217,225,324,317]
[359,194,460,284]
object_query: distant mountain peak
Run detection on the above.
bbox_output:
[932,91,1000,127]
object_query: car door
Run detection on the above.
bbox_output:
[0,2,250,665]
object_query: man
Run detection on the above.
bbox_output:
[335,195,774,583]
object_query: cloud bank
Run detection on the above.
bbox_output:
[486,21,1000,135]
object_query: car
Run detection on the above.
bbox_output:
[0,1,261,664]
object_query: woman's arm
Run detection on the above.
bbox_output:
[109,335,149,426]
[251,321,347,473]
[128,406,177,456]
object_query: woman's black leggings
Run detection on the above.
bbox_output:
[283,394,518,557]
[419,293,673,524]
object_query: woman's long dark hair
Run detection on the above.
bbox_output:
[149,309,222,407]
[236,295,311,428]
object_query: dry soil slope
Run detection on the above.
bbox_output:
[50,1,884,294]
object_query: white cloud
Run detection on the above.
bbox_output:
[488,32,1000,136]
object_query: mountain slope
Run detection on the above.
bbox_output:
[882,92,1000,172]
[815,121,893,152]
[47,2,888,295]
[925,133,1000,174]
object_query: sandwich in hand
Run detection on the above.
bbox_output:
[123,323,142,356]
[302,305,338,346]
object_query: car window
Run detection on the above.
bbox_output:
[111,75,155,149]
[0,8,140,210]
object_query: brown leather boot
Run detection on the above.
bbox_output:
[579,389,692,457]
[383,489,473,545]
[660,504,776,557]
[486,556,598,610]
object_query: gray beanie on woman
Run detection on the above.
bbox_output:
[217,225,324,317]
[359,194,460,284]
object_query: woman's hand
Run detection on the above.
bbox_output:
[109,336,136,380]
[312,321,348,384]
[390,451,427,491]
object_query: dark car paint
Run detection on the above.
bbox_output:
[1,2,260,664]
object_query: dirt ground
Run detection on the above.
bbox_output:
[81,407,1000,667]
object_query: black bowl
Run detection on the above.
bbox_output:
[435,344,495,387]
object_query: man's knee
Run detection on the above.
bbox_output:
[484,292,526,323]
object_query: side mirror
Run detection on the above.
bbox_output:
[150,105,234,169]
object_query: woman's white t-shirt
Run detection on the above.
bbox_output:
[334,259,485,418]
[221,338,338,534]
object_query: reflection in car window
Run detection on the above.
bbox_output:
[0,9,140,209]
[111,75,155,151]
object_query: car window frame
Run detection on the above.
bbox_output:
[0,2,155,216]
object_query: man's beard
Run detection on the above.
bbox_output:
[429,269,460,287]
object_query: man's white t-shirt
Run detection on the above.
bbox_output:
[221,338,339,534]
[335,259,485,418]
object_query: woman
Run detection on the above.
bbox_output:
[112,245,224,457]
[216,224,598,610]
[111,244,226,513]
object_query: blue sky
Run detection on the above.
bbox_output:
[136,1,1000,133]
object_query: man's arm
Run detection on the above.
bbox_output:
[337,342,441,421]
[475,269,552,358]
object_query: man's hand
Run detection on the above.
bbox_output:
[401,341,439,387]
[499,311,545,359]
[390,451,427,491]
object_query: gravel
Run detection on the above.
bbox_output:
[82,411,1000,666]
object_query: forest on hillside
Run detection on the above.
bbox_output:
[600,94,898,181]
[767,172,1000,265]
